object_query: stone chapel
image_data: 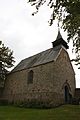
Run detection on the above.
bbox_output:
[1,31,76,107]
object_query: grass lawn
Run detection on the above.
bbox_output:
[0,105,80,120]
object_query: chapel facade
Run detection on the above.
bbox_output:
[1,31,76,107]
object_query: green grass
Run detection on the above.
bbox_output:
[0,105,80,120]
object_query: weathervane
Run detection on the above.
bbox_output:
[58,20,60,32]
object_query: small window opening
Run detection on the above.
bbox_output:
[28,70,33,84]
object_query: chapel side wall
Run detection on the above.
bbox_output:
[3,62,57,104]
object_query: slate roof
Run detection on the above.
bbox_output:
[12,45,62,73]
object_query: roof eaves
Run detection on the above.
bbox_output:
[10,59,55,74]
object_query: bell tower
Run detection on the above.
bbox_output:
[52,30,69,49]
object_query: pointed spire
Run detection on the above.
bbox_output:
[52,29,69,49]
[56,30,63,41]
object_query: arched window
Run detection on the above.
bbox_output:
[28,70,33,84]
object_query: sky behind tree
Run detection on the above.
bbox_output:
[0,0,80,88]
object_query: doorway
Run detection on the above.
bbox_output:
[65,86,69,103]
[64,85,72,103]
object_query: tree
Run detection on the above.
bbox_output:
[28,0,80,68]
[0,41,15,87]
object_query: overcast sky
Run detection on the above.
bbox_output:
[0,0,80,88]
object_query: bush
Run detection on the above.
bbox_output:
[72,98,79,105]
[0,98,8,105]
[18,100,52,109]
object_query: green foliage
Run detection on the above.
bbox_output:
[0,98,8,106]
[0,41,15,68]
[0,105,80,120]
[28,0,80,67]
[17,100,53,109]
[0,40,15,83]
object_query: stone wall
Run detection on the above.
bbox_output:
[54,48,75,97]
[75,88,80,100]
[2,48,75,106]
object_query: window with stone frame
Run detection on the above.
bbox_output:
[28,70,33,84]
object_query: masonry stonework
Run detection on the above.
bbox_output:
[3,48,75,106]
